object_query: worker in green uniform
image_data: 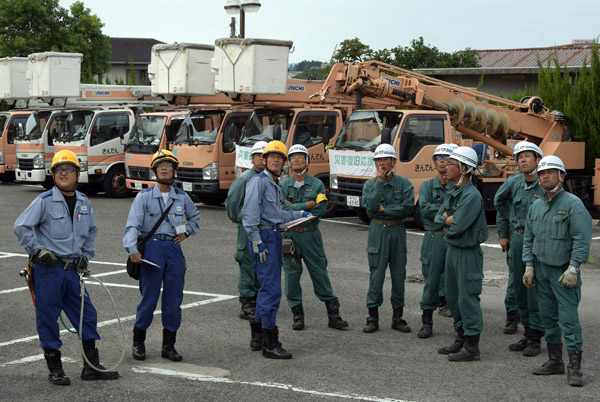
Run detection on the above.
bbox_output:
[280,144,348,331]
[417,144,456,339]
[435,146,487,362]
[522,155,591,387]
[362,143,414,334]
[494,141,545,356]
[225,141,268,323]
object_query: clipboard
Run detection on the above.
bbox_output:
[279,215,318,232]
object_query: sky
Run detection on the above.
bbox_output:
[58,0,599,64]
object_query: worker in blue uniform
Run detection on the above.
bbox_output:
[123,149,200,362]
[242,140,308,359]
[14,150,119,386]
[523,155,592,387]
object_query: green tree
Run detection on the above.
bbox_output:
[391,37,479,70]
[0,0,111,82]
[333,38,373,63]
[537,43,600,173]
[293,68,326,80]
[293,60,323,72]
[128,57,137,85]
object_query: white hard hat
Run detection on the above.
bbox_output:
[251,141,268,155]
[433,144,457,158]
[450,146,478,169]
[373,144,397,160]
[513,141,543,159]
[288,144,309,157]
[537,155,566,174]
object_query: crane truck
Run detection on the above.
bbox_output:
[314,61,598,223]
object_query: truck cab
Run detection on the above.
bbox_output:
[125,111,187,191]
[53,108,135,197]
[0,110,33,183]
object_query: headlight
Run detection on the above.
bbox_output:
[124,164,130,178]
[33,154,45,169]
[79,159,87,172]
[0,151,4,165]
[331,174,338,190]
[202,162,219,181]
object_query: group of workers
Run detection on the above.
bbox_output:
[12,136,592,388]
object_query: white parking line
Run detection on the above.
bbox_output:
[133,366,412,402]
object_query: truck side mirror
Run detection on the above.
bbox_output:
[381,128,391,145]
[272,124,282,141]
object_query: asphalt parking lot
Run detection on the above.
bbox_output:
[1,182,600,402]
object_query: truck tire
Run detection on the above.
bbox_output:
[356,207,370,224]
[0,172,15,183]
[103,166,132,198]
[199,194,226,206]
[412,202,424,230]
[41,177,54,190]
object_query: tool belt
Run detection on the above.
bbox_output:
[370,219,402,227]
[259,225,279,231]
[289,224,318,233]
[426,230,445,237]
[34,256,77,270]
[153,234,174,241]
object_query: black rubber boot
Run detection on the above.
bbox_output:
[503,309,520,335]
[132,326,146,361]
[533,343,565,375]
[261,326,292,359]
[291,304,305,330]
[509,326,530,352]
[437,296,452,318]
[43,350,71,386]
[325,301,348,330]
[391,307,411,333]
[417,309,434,338]
[249,321,263,351]
[161,329,182,361]
[438,326,465,355]
[523,328,544,357]
[567,350,583,387]
[239,296,257,321]
[363,308,379,333]
[80,342,120,381]
[448,334,480,362]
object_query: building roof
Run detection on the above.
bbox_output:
[109,38,165,64]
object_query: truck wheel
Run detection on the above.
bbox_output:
[41,177,54,190]
[356,207,370,224]
[199,195,226,206]
[0,172,15,183]
[412,202,424,230]
[103,166,132,198]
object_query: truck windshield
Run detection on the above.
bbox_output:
[0,114,7,136]
[129,115,167,147]
[19,111,53,141]
[54,110,94,142]
[238,110,294,146]
[334,110,402,151]
[174,111,225,145]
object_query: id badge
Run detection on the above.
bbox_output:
[175,225,187,235]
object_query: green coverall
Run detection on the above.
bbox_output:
[523,188,592,351]
[419,176,453,310]
[280,175,338,307]
[494,173,545,331]
[225,168,261,298]
[362,174,414,309]
[434,179,488,336]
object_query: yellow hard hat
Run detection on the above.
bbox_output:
[263,140,288,160]
[151,149,179,170]
[51,150,80,172]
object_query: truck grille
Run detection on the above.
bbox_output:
[176,167,204,182]
[337,177,367,196]
[129,166,150,180]
[17,158,34,171]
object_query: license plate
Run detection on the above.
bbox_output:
[182,182,192,192]
[346,195,360,207]
[134,182,142,190]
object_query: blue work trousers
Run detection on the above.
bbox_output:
[33,263,100,351]
[250,227,282,329]
[135,237,186,332]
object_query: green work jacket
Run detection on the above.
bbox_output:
[225,168,260,224]
[418,176,453,231]
[362,174,414,221]
[494,173,544,239]
[280,174,327,227]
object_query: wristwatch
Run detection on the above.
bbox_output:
[185,230,190,238]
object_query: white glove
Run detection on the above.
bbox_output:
[558,265,579,288]
[252,241,269,264]
[522,266,535,288]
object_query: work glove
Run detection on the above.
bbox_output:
[36,249,58,266]
[522,266,535,288]
[558,265,579,288]
[252,241,269,264]
[301,211,312,218]
[75,256,90,276]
